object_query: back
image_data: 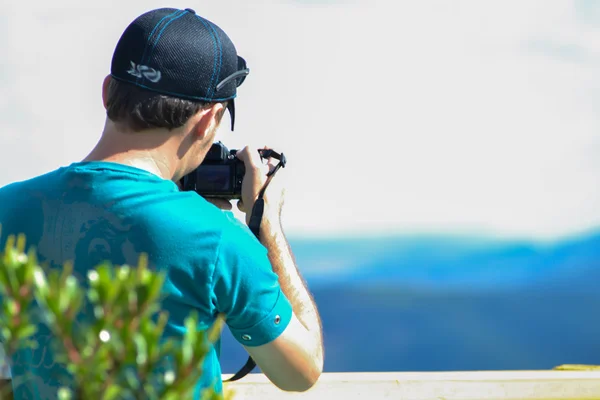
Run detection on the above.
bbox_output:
[0,161,292,399]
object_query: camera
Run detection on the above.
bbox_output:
[180,141,245,199]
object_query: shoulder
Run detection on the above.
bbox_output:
[0,175,40,198]
[0,170,61,214]
[0,168,64,201]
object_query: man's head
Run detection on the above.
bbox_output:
[96,7,249,180]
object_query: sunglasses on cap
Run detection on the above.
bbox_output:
[215,56,249,131]
[216,56,249,93]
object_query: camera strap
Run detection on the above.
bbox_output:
[225,149,286,383]
[248,149,286,238]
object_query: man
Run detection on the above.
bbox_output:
[0,7,323,399]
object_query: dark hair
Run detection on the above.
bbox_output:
[105,78,223,132]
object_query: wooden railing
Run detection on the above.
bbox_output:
[222,370,600,400]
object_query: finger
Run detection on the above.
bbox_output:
[205,198,233,211]
[238,146,271,178]
[237,199,246,212]
[257,146,280,175]
[236,145,264,169]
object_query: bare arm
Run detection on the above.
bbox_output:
[235,146,324,391]
[259,215,322,338]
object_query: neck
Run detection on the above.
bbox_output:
[83,120,183,181]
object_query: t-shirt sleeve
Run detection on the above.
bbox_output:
[211,218,293,347]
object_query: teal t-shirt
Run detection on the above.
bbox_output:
[0,161,293,399]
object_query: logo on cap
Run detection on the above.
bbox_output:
[126,61,162,83]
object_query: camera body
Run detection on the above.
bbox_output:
[180,141,245,199]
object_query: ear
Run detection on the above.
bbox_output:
[191,102,226,140]
[101,75,112,110]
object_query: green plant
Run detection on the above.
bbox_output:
[0,231,233,400]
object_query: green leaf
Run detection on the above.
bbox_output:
[134,333,148,366]
[0,236,224,399]
[181,338,194,368]
[57,387,72,400]
[207,314,226,345]
[101,384,122,400]
[3,235,15,255]
[58,276,80,313]
[124,368,140,391]
[1,328,11,342]
[15,234,26,254]
[136,253,148,276]
[33,266,49,297]
[4,298,18,316]
[59,261,74,287]
[14,324,36,340]
[148,274,166,305]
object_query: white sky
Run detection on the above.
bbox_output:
[1,0,599,239]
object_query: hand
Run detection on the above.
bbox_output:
[235,145,285,225]
[204,198,233,211]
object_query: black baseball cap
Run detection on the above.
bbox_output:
[110,7,249,131]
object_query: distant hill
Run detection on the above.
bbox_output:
[290,231,600,291]
[219,230,600,374]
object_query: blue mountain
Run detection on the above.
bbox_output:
[291,231,600,291]
[218,230,600,374]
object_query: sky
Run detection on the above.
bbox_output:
[1,0,599,239]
